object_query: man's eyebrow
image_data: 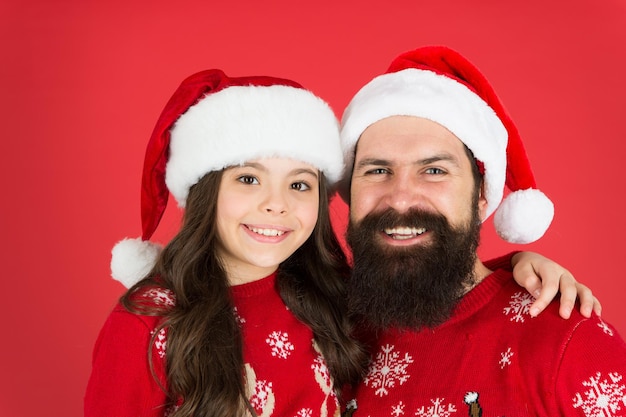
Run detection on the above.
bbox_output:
[355,154,461,169]
[418,153,461,167]
[354,158,391,170]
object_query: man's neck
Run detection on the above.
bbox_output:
[463,257,492,294]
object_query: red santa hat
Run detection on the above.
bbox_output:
[340,45,553,244]
[111,69,344,288]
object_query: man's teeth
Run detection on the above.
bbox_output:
[384,227,427,240]
[249,226,285,237]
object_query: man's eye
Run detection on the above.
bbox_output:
[425,167,445,175]
[237,175,258,185]
[366,168,389,175]
[291,181,311,191]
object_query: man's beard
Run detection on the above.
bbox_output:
[346,203,482,331]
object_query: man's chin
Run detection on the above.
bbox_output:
[355,276,464,330]
[346,206,482,331]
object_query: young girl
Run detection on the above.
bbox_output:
[85,70,368,417]
[84,69,597,417]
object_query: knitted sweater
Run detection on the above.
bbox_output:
[84,272,340,417]
[348,269,626,417]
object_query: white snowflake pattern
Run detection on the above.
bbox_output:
[150,327,167,358]
[391,401,405,416]
[597,319,614,336]
[499,347,514,369]
[312,350,331,386]
[142,288,176,306]
[249,379,273,411]
[364,344,414,397]
[503,291,534,322]
[572,371,626,416]
[295,408,312,417]
[266,331,294,359]
[233,307,246,325]
[415,398,457,417]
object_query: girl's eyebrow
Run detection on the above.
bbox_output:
[291,168,318,178]
[239,161,265,170]
[238,162,318,178]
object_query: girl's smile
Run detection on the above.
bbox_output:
[216,157,320,285]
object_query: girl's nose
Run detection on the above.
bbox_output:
[262,188,288,215]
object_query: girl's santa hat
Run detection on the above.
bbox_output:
[340,45,553,244]
[111,69,344,288]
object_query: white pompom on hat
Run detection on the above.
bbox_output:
[111,69,344,287]
[340,45,553,244]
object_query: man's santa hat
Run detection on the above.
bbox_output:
[111,69,344,288]
[340,45,553,244]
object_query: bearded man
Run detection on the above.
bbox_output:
[340,46,626,416]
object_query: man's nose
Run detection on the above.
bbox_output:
[384,172,425,213]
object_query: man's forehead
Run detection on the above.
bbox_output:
[358,116,463,146]
[356,126,466,159]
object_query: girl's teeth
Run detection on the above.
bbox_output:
[249,227,285,236]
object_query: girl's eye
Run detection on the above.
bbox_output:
[237,175,259,185]
[291,181,311,191]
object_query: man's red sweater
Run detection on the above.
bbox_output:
[349,268,626,417]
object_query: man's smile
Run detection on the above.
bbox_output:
[384,226,427,240]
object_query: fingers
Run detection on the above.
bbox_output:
[511,259,542,315]
[514,259,561,318]
[593,296,602,316]
[511,251,601,320]
[529,297,549,318]
[573,282,601,318]
[518,270,543,300]
[557,273,577,319]
[528,269,562,318]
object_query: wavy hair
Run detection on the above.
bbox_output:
[121,170,368,417]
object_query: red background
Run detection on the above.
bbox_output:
[2,1,625,416]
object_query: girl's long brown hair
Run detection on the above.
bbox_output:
[121,170,368,417]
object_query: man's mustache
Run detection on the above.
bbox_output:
[352,207,449,235]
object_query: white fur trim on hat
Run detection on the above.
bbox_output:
[494,188,554,244]
[111,237,162,288]
[166,84,344,207]
[340,68,508,220]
